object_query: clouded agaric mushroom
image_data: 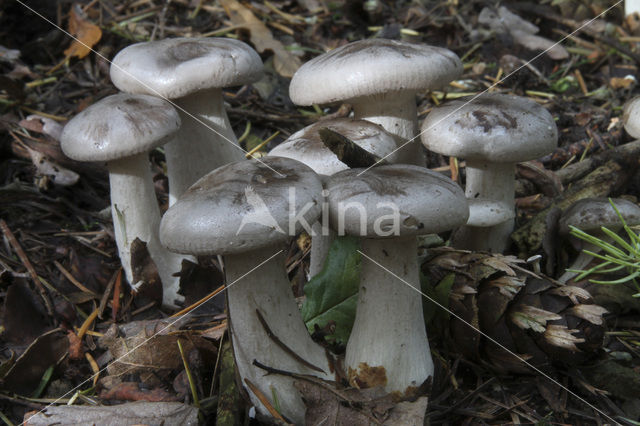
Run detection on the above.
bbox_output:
[326,165,469,395]
[159,157,332,423]
[60,94,190,308]
[268,118,399,276]
[421,93,557,253]
[558,197,640,283]
[289,39,462,165]
[110,37,263,204]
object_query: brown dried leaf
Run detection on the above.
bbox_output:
[63,4,102,60]
[219,0,301,77]
[24,402,198,426]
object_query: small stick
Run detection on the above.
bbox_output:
[53,260,98,296]
[255,309,326,374]
[243,378,292,424]
[0,219,54,316]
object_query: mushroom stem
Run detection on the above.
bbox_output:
[108,153,190,307]
[352,92,423,165]
[309,223,336,277]
[346,236,433,394]
[453,160,515,252]
[225,244,333,424]
[165,88,245,205]
[558,240,604,284]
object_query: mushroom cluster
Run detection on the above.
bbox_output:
[59,34,577,425]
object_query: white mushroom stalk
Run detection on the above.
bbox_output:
[159,157,333,424]
[289,39,462,166]
[108,154,185,305]
[326,165,469,395]
[421,93,558,253]
[60,94,191,308]
[110,37,264,205]
[268,118,399,277]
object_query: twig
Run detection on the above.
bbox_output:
[0,219,54,316]
[243,378,292,424]
[255,309,326,374]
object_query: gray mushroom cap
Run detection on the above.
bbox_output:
[623,96,640,139]
[326,165,469,238]
[60,93,180,162]
[289,39,462,105]
[421,93,558,162]
[268,118,399,176]
[160,157,323,255]
[558,197,640,236]
[110,37,263,99]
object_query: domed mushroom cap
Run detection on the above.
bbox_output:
[326,165,468,238]
[60,93,180,162]
[622,96,640,139]
[160,157,323,255]
[268,118,399,175]
[110,37,263,99]
[558,197,640,235]
[421,94,558,162]
[289,39,462,106]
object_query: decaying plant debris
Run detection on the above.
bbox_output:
[2,0,640,424]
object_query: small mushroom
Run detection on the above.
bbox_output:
[623,95,640,139]
[268,118,399,276]
[326,165,469,395]
[557,197,640,283]
[110,37,263,204]
[421,93,558,252]
[60,94,191,308]
[159,157,332,424]
[289,39,462,165]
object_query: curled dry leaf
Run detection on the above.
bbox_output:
[219,0,301,78]
[63,4,102,60]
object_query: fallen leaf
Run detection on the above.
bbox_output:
[63,4,102,60]
[219,0,301,77]
[302,236,361,344]
[479,6,568,60]
[23,401,198,425]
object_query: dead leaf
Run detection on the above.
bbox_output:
[63,4,102,60]
[479,6,568,60]
[23,401,198,425]
[1,328,69,395]
[219,0,301,77]
[98,321,217,381]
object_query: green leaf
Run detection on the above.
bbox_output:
[422,272,455,327]
[302,236,361,345]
